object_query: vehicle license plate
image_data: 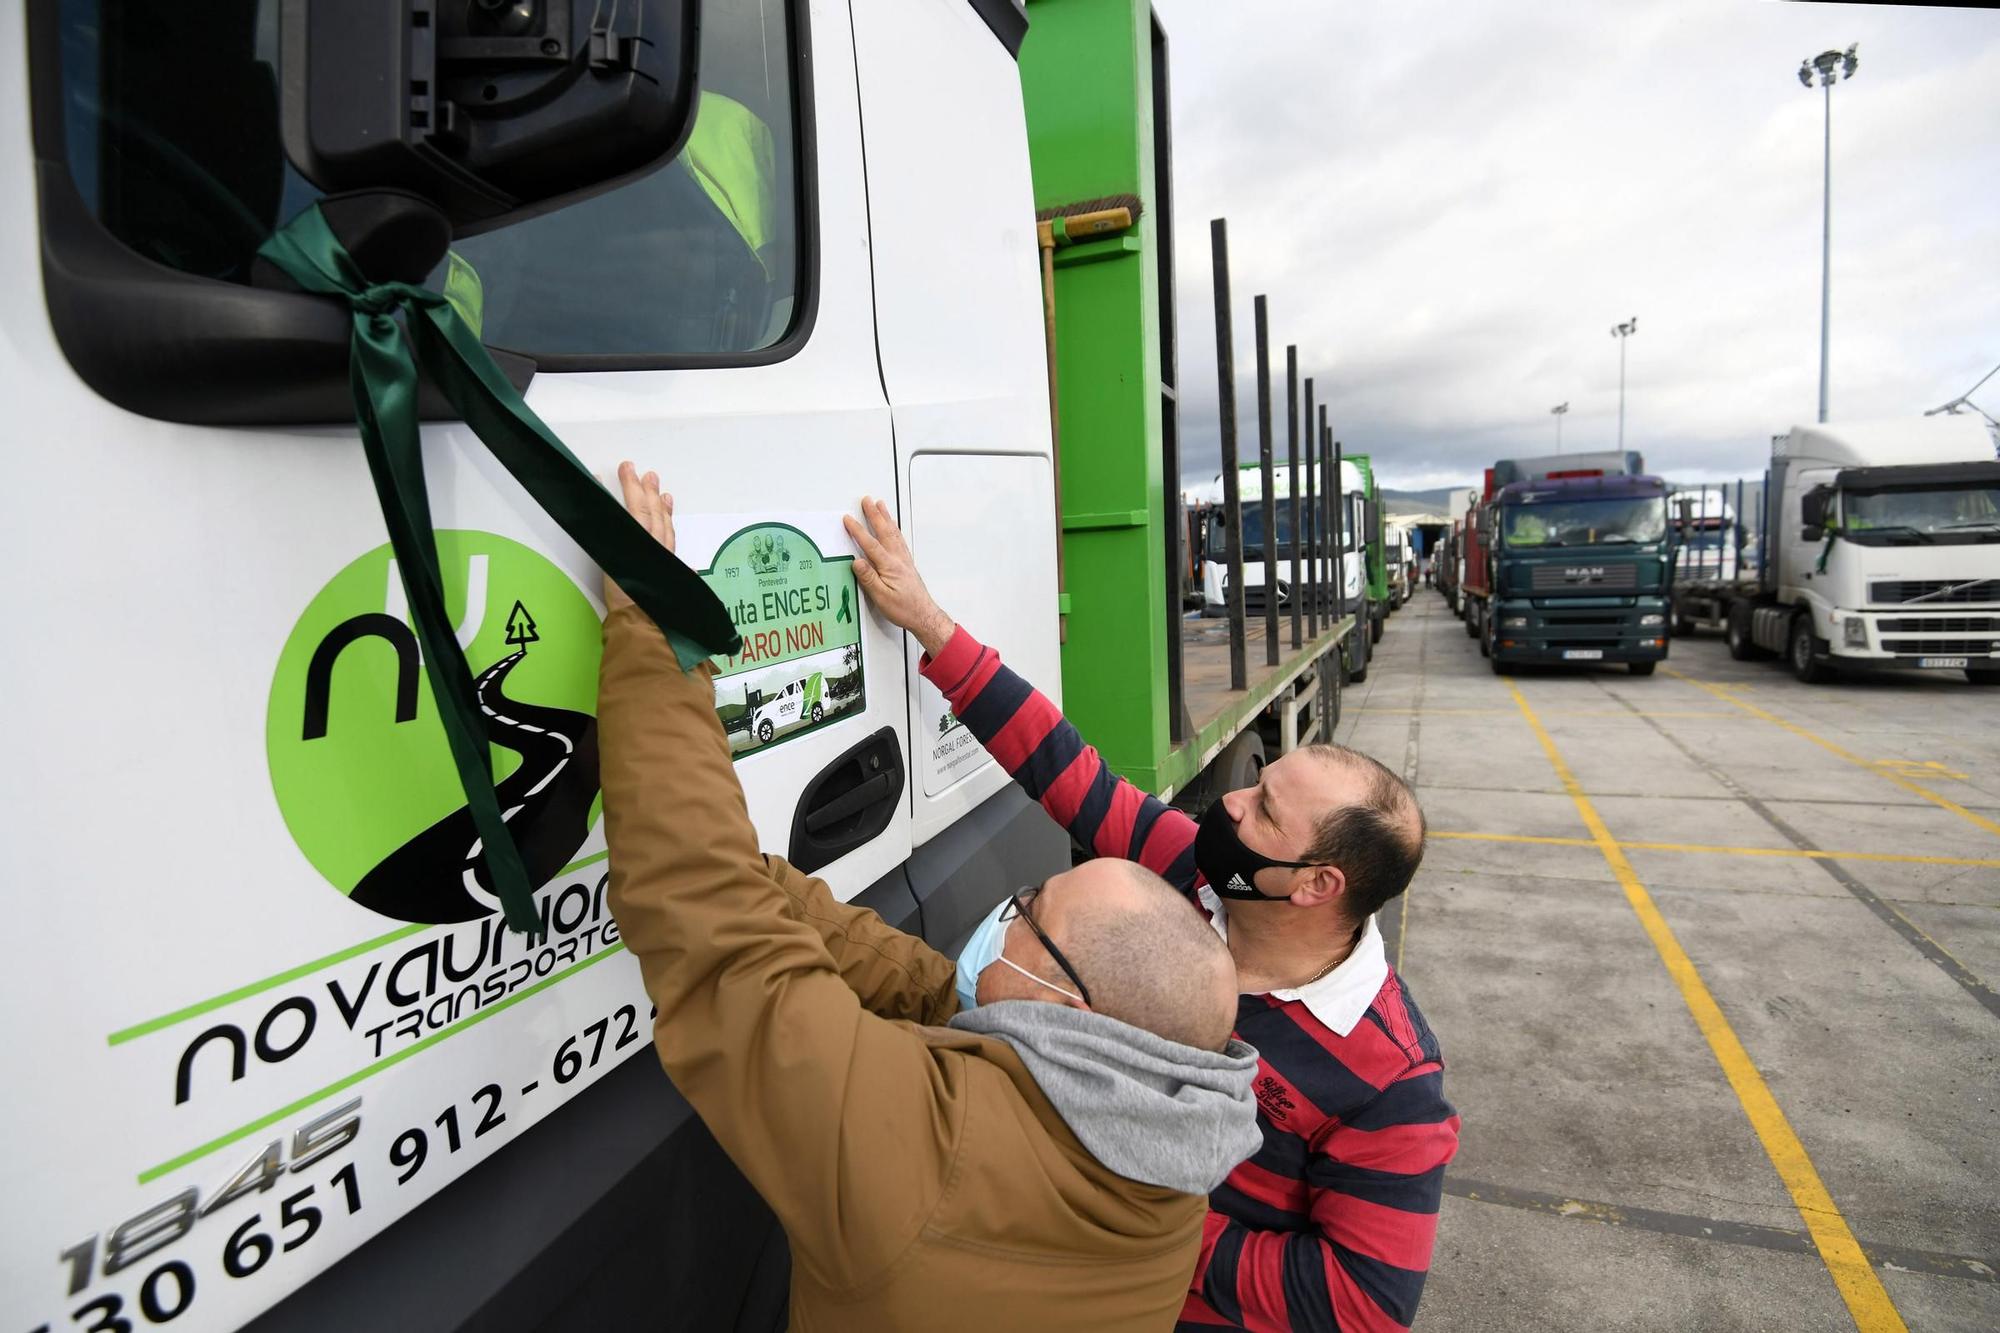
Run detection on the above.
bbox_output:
[1562,649,1604,660]
[1919,656,1969,669]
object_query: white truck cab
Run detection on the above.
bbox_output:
[1723,417,2000,683]
[2,2,1067,1329]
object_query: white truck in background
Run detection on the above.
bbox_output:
[1675,417,2000,684]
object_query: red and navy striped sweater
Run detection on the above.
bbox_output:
[923,627,1460,1332]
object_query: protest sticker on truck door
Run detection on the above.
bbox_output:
[675,515,867,757]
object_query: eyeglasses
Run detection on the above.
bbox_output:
[1000,884,1094,1009]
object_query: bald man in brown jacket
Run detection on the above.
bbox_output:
[598,465,1261,1332]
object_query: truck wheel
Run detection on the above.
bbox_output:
[1967,667,2000,686]
[1370,612,1384,644]
[1216,730,1266,793]
[758,718,775,743]
[1348,641,1369,685]
[810,702,824,722]
[1789,615,1829,684]
[1465,604,1478,638]
[1629,661,1657,677]
[1726,607,1757,661]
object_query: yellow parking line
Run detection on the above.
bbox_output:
[1663,668,2000,842]
[1505,681,1907,1333]
[1431,830,1596,848]
[1431,830,2000,869]
[1359,707,1734,718]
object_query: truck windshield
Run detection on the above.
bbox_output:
[1503,498,1666,548]
[1208,504,1296,556]
[1845,486,2000,541]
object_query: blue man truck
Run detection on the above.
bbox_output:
[1478,456,1674,676]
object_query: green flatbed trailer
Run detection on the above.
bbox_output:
[1022,0,1353,800]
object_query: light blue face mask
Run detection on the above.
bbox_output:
[953,890,1086,1012]
[954,896,1013,1012]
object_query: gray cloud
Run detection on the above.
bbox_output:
[1157,0,2000,493]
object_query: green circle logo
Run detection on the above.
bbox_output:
[267,531,602,924]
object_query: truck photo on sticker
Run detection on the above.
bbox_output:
[683,517,867,756]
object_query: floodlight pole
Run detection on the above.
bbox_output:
[1800,44,1857,423]
[1610,319,1637,449]
[1550,402,1568,454]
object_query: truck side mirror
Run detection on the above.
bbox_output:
[1800,485,1831,541]
[284,0,701,235]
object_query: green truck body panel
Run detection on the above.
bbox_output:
[1019,0,1169,791]
[1019,0,1347,796]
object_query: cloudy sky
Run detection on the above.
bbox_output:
[1155,0,2000,493]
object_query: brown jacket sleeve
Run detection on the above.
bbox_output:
[764,853,960,1026]
[597,607,957,1287]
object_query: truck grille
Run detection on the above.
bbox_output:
[1881,639,1999,656]
[1531,564,1638,591]
[1876,616,1999,633]
[1869,580,1998,605]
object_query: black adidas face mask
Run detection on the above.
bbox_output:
[1195,799,1316,901]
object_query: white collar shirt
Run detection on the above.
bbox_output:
[1196,882,1389,1038]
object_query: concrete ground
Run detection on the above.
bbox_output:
[1334,588,2000,1333]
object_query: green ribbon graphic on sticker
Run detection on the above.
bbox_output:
[259,204,742,934]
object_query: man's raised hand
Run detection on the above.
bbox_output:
[605,461,675,613]
[843,496,955,657]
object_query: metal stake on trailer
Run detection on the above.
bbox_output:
[1333,437,1346,625]
[1210,219,1247,691]
[1304,376,1318,641]
[1319,407,1332,624]
[1287,344,1301,650]
[1254,296,1279,666]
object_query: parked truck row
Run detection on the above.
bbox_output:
[1435,417,1999,686]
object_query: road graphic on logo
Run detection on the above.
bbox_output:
[267,532,603,924]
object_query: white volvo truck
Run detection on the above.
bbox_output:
[2,2,1073,1331]
[1675,417,2000,684]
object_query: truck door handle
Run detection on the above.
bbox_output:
[788,727,905,874]
[804,772,895,833]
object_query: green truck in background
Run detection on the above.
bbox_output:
[1349,453,1389,645]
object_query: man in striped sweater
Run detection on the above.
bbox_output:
[845,499,1460,1332]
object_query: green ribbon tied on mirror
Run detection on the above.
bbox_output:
[259,203,743,935]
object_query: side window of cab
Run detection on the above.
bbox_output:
[34,0,814,421]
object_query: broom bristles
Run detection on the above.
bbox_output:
[1036,193,1145,222]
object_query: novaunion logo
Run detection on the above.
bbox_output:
[267,532,603,925]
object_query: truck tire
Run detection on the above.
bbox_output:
[1726,606,1758,661]
[1216,730,1266,793]
[1967,667,2000,686]
[1465,603,1479,638]
[1348,637,1369,685]
[1371,611,1384,644]
[1788,615,1829,684]
[1477,608,1490,657]
[1629,661,1657,677]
